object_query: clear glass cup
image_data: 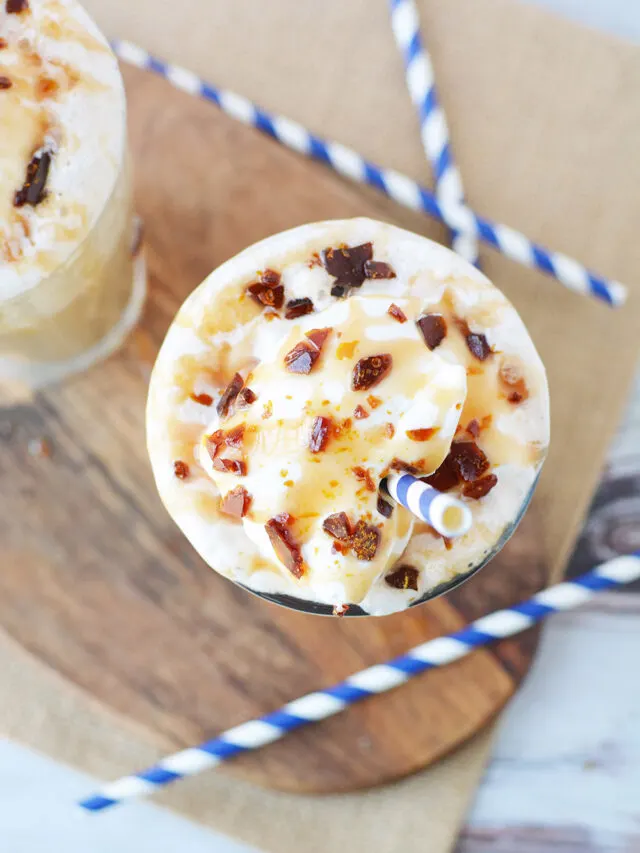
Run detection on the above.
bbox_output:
[0,146,145,394]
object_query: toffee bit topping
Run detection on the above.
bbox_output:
[0,76,12,90]
[387,303,407,323]
[426,440,491,491]
[322,511,352,540]
[406,427,439,442]
[190,392,213,406]
[466,419,480,438]
[0,38,7,48]
[352,354,392,391]
[462,473,498,499]
[216,373,244,417]
[352,466,376,492]
[466,332,492,361]
[220,486,252,518]
[499,360,529,404]
[449,441,490,482]
[350,520,381,561]
[305,327,331,350]
[390,458,423,475]
[224,424,246,448]
[385,565,419,591]
[309,415,332,453]
[204,430,225,460]
[265,516,305,578]
[322,242,373,289]
[236,387,257,409]
[261,268,280,285]
[212,457,247,476]
[247,270,284,310]
[262,400,273,419]
[14,149,52,208]
[353,404,369,420]
[455,317,492,361]
[284,340,319,374]
[285,297,314,319]
[424,455,458,492]
[173,460,190,479]
[377,494,394,518]
[385,422,395,439]
[367,395,382,409]
[364,260,397,279]
[308,252,322,268]
[6,0,29,12]
[333,604,350,617]
[417,314,447,350]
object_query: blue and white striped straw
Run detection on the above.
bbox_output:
[111,39,627,308]
[79,550,640,812]
[389,0,480,265]
[385,472,472,538]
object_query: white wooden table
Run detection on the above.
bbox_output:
[1,2,638,850]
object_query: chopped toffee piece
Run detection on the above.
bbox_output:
[262,400,273,419]
[352,466,376,492]
[466,419,480,438]
[285,297,315,319]
[462,473,498,499]
[390,457,422,475]
[350,520,381,561]
[265,516,304,577]
[224,424,246,448]
[322,512,352,540]
[305,327,331,350]
[466,331,492,361]
[204,430,225,460]
[406,427,439,441]
[377,494,394,518]
[6,0,29,12]
[190,392,213,406]
[449,441,490,482]
[385,423,395,439]
[353,404,369,419]
[417,314,447,350]
[456,317,492,361]
[212,457,247,476]
[173,460,190,480]
[309,415,332,453]
[236,387,257,408]
[499,360,529,404]
[247,280,285,310]
[284,340,319,374]
[220,486,252,518]
[385,565,419,591]
[0,76,12,90]
[352,354,392,391]
[0,38,7,48]
[14,149,52,208]
[387,303,407,323]
[367,395,382,409]
[216,373,244,417]
[333,604,350,617]
[424,455,459,492]
[322,242,373,289]
[261,268,281,285]
[308,252,322,268]
[364,260,396,279]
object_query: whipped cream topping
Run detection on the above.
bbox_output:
[147,219,550,615]
[0,0,126,299]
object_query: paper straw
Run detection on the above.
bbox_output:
[110,39,626,308]
[389,0,479,265]
[385,472,472,537]
[79,550,640,812]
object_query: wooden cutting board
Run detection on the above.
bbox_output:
[0,65,547,793]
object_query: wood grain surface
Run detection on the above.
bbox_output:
[0,66,547,793]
